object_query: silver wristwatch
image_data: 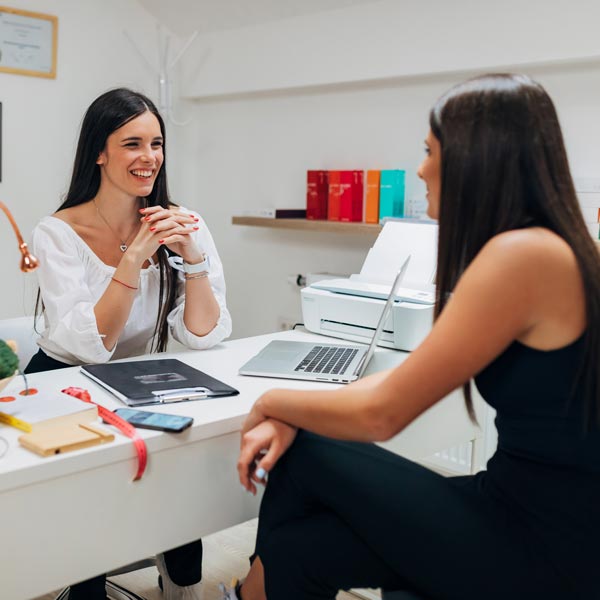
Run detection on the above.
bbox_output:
[183,254,210,274]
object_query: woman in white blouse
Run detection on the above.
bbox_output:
[27,88,231,600]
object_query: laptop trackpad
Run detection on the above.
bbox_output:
[267,349,305,361]
[258,342,309,362]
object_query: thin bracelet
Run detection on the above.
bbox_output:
[184,271,209,280]
[112,276,139,290]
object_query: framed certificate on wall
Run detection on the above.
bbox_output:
[0,6,57,78]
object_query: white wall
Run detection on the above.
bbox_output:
[0,0,160,319]
[171,0,600,339]
[179,0,600,98]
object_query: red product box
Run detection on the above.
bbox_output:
[306,170,329,220]
[327,171,342,221]
[340,170,364,222]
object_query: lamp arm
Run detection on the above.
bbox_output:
[0,201,26,246]
[0,201,39,273]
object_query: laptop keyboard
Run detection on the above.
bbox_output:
[295,346,359,375]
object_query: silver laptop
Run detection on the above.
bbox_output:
[238,256,411,384]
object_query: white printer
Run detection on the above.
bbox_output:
[301,221,438,352]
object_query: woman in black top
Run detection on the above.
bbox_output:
[227,74,600,600]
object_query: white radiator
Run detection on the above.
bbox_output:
[426,441,474,475]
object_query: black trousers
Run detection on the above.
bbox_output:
[254,430,573,600]
[25,349,203,599]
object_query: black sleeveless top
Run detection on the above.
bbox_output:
[475,336,600,593]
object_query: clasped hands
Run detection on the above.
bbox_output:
[237,391,298,496]
[131,205,204,264]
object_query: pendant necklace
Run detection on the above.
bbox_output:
[93,199,138,252]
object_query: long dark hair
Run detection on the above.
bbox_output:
[36,88,177,352]
[430,73,600,426]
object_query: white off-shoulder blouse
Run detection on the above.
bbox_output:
[31,210,232,365]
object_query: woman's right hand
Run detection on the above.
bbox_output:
[238,419,298,495]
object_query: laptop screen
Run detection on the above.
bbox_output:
[355,255,411,378]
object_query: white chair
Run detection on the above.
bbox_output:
[0,316,40,371]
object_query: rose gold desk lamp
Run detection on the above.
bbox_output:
[0,201,37,394]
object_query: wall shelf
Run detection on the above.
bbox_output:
[232,216,382,235]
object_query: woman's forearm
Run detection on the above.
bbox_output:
[94,252,143,350]
[182,277,221,336]
[257,369,397,442]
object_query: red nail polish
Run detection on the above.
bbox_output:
[138,208,146,214]
[194,217,199,222]
[149,227,156,231]
[144,216,151,221]
[158,239,164,244]
[193,226,199,230]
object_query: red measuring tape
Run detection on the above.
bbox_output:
[62,387,147,481]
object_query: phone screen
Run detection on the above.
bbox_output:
[114,408,193,432]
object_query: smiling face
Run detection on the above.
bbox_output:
[417,129,442,220]
[96,110,164,200]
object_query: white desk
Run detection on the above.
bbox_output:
[0,330,482,600]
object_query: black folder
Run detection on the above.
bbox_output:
[81,358,239,406]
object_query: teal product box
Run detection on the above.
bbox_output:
[379,170,405,219]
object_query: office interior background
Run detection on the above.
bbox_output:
[1,0,600,338]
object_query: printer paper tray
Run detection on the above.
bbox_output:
[319,320,397,348]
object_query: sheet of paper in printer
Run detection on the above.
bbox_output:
[311,221,438,303]
[353,221,438,286]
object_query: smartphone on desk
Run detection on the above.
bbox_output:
[113,408,194,433]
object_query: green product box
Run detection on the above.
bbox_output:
[379,170,405,219]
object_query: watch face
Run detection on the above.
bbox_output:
[184,255,209,273]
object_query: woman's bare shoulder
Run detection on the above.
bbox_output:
[479,228,575,271]
[475,228,584,347]
[53,202,94,227]
[458,227,580,323]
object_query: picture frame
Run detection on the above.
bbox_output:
[0,6,57,79]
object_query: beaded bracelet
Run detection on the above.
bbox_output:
[112,277,139,290]
[184,271,209,280]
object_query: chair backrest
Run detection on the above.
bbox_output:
[0,316,40,371]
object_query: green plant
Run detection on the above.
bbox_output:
[0,339,19,379]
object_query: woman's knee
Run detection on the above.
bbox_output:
[271,430,344,477]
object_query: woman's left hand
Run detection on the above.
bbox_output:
[140,206,204,262]
[238,418,298,495]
